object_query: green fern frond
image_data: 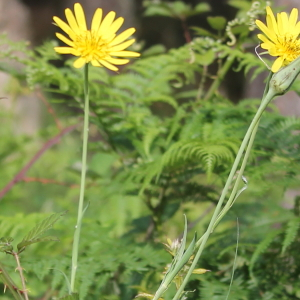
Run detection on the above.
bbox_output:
[249,229,282,271]
[281,217,300,254]
[161,138,238,179]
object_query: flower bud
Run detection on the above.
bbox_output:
[269,56,300,96]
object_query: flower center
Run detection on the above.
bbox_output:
[277,34,300,63]
[74,30,109,62]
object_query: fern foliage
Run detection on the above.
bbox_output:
[1,1,300,299]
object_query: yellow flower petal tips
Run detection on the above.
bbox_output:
[255,6,300,73]
[53,3,140,71]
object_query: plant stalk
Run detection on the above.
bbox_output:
[0,262,24,300]
[172,84,276,300]
[70,64,90,292]
[203,54,236,101]
[13,252,29,300]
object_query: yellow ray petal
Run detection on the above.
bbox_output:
[73,57,86,68]
[98,11,116,35]
[65,8,80,34]
[291,21,300,39]
[266,7,278,35]
[255,20,278,43]
[277,12,288,35]
[257,33,271,44]
[102,17,124,40]
[106,57,130,65]
[109,39,135,51]
[54,47,79,55]
[74,3,87,31]
[55,32,74,47]
[91,60,101,67]
[91,8,103,32]
[260,42,272,50]
[109,17,124,34]
[99,59,119,71]
[109,28,136,46]
[289,8,298,28]
[109,50,140,57]
[53,16,75,39]
[271,56,284,72]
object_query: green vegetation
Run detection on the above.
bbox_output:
[1,1,300,300]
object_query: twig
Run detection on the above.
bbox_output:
[180,18,191,43]
[0,124,78,200]
[0,262,24,300]
[13,252,29,300]
[22,177,79,188]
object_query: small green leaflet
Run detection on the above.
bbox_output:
[17,211,67,252]
[0,237,14,253]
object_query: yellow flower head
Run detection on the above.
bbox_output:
[53,3,140,71]
[255,6,300,72]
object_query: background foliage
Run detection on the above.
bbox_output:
[1,0,300,299]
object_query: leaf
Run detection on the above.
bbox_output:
[0,237,14,253]
[249,229,282,271]
[144,5,173,17]
[18,236,60,250]
[153,217,196,300]
[281,217,300,254]
[17,211,66,252]
[190,26,217,38]
[194,3,210,14]
[195,50,215,66]
[207,16,227,31]
[50,268,72,295]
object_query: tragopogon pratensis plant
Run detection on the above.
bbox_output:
[152,5,300,300]
[53,2,140,293]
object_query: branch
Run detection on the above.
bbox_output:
[0,124,78,200]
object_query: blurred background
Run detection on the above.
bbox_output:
[1,0,300,135]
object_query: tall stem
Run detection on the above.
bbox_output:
[172,87,275,300]
[70,64,89,292]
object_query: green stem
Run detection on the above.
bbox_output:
[203,54,235,101]
[172,87,275,300]
[70,64,90,292]
[213,116,260,230]
[0,262,24,300]
[13,252,29,300]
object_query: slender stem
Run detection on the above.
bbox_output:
[0,261,24,300]
[212,116,260,230]
[70,64,90,292]
[196,66,207,102]
[203,54,236,101]
[172,88,275,300]
[13,252,29,300]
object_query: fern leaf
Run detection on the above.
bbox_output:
[249,229,282,271]
[281,217,300,254]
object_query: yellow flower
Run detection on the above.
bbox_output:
[53,3,140,71]
[255,6,300,72]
